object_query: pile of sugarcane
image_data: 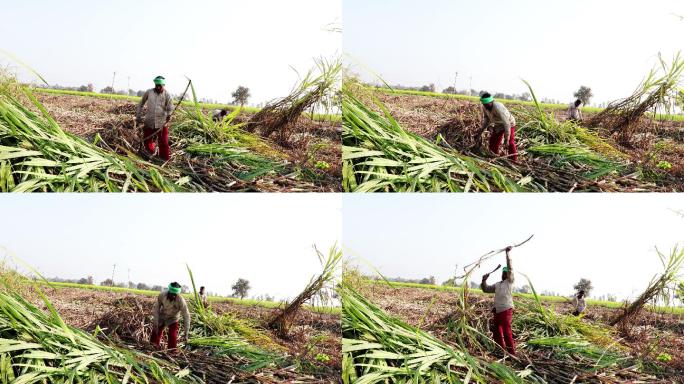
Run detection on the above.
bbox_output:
[0,289,202,383]
[588,53,684,142]
[269,245,342,337]
[342,85,543,192]
[247,59,341,144]
[0,83,193,192]
[610,246,684,327]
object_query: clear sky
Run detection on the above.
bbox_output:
[344,0,683,105]
[1,0,340,105]
[0,194,341,301]
[343,194,684,301]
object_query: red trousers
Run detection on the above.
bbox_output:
[488,125,518,162]
[143,125,170,161]
[151,321,179,350]
[492,308,516,355]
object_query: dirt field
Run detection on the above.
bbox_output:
[28,285,341,383]
[353,282,684,383]
[35,92,341,192]
[370,91,684,191]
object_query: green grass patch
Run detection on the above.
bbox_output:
[364,279,684,314]
[43,281,340,314]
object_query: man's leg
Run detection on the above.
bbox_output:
[500,309,516,355]
[508,126,518,162]
[489,130,504,155]
[150,323,165,347]
[167,321,179,350]
[143,126,157,154]
[158,125,170,161]
[492,312,505,350]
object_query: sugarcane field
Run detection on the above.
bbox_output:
[342,1,684,192]
[0,194,343,383]
[0,0,341,193]
[341,194,684,383]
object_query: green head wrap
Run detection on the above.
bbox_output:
[167,284,181,294]
[502,266,510,273]
[480,95,494,104]
[153,76,166,86]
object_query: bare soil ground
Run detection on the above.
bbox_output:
[373,92,684,191]
[27,286,340,383]
[35,92,341,192]
[356,282,684,383]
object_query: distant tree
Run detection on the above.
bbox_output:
[128,89,136,96]
[573,278,593,297]
[77,277,89,285]
[419,84,436,93]
[606,294,617,302]
[520,92,532,102]
[136,282,150,290]
[136,90,145,97]
[573,86,593,105]
[87,83,94,92]
[151,285,163,292]
[100,278,113,286]
[100,86,114,94]
[418,276,436,285]
[231,278,251,299]
[469,281,480,290]
[87,276,94,285]
[77,85,88,92]
[181,285,190,294]
[442,86,456,94]
[128,281,135,289]
[517,285,532,294]
[231,86,251,106]
[255,294,275,302]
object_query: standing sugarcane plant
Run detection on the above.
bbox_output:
[269,244,342,338]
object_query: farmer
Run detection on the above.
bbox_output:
[151,282,191,351]
[212,108,229,122]
[481,246,516,356]
[476,93,518,162]
[199,286,208,308]
[136,76,174,161]
[572,290,586,316]
[567,99,583,122]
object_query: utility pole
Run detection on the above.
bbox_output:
[111,264,116,286]
[127,268,131,286]
[469,76,473,94]
[453,72,458,94]
[111,72,116,94]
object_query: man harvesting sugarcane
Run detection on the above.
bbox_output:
[567,99,583,123]
[136,76,173,161]
[481,246,516,356]
[476,93,518,162]
[572,290,586,316]
[151,282,191,351]
[199,286,208,308]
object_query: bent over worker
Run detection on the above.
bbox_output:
[136,76,173,161]
[567,99,583,123]
[477,93,518,162]
[481,246,516,356]
[572,290,586,316]
[151,282,191,351]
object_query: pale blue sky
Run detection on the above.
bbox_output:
[1,0,340,105]
[344,0,683,105]
[343,194,684,301]
[0,194,341,301]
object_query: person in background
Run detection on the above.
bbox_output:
[572,290,586,316]
[136,76,173,161]
[567,99,583,123]
[477,93,518,162]
[199,286,208,308]
[481,246,516,356]
[151,282,190,351]
[212,108,229,122]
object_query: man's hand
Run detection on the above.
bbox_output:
[482,273,489,281]
[505,246,512,253]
